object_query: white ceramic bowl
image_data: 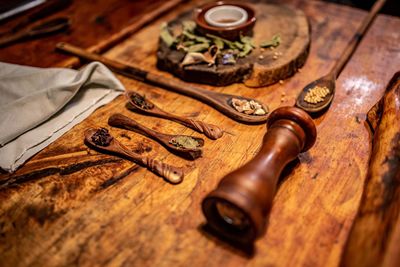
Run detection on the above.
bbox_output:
[204,5,248,28]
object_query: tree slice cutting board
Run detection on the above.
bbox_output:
[157,1,310,87]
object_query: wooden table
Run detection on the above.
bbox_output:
[1,0,400,266]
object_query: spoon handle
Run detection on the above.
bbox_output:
[140,157,184,184]
[115,141,184,184]
[108,113,165,143]
[331,0,386,77]
[168,115,223,140]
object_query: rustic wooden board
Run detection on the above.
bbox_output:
[157,1,310,87]
[1,0,400,266]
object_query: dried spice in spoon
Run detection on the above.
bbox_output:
[231,98,267,115]
[303,86,330,104]
[130,93,154,110]
[91,128,113,146]
[169,136,202,150]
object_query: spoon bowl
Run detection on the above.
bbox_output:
[295,73,335,113]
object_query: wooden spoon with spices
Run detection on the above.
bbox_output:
[126,91,224,140]
[108,113,204,159]
[84,127,184,184]
[295,0,386,113]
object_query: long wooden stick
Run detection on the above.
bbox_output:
[56,0,187,68]
[331,0,387,77]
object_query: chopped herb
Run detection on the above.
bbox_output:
[169,136,201,150]
[130,93,154,110]
[260,34,281,48]
[91,128,113,146]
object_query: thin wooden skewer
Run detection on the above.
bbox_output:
[331,0,387,77]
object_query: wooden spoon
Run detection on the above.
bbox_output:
[56,42,269,124]
[84,127,184,184]
[108,113,204,159]
[126,91,224,140]
[296,0,386,113]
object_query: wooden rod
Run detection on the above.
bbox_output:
[331,0,387,77]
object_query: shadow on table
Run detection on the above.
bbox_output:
[198,223,255,258]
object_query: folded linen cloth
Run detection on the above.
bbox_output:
[0,61,125,172]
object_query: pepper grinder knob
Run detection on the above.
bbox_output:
[202,106,317,243]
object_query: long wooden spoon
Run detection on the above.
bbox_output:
[84,127,184,184]
[126,91,224,140]
[108,113,204,159]
[295,0,387,113]
[56,42,269,124]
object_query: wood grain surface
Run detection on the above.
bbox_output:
[1,0,400,266]
[0,0,166,67]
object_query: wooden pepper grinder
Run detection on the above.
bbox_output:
[202,107,317,243]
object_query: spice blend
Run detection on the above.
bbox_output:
[91,128,113,146]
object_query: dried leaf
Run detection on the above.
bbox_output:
[240,35,255,48]
[238,43,253,57]
[182,20,196,33]
[160,22,176,47]
[260,34,281,48]
[181,52,206,66]
[187,42,210,52]
[183,30,210,44]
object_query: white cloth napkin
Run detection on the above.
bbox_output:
[0,61,125,172]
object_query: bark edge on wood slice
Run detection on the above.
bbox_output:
[340,72,400,267]
[157,2,310,87]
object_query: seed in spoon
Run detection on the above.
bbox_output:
[304,86,330,104]
[169,136,201,150]
[91,128,113,146]
[130,93,154,110]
